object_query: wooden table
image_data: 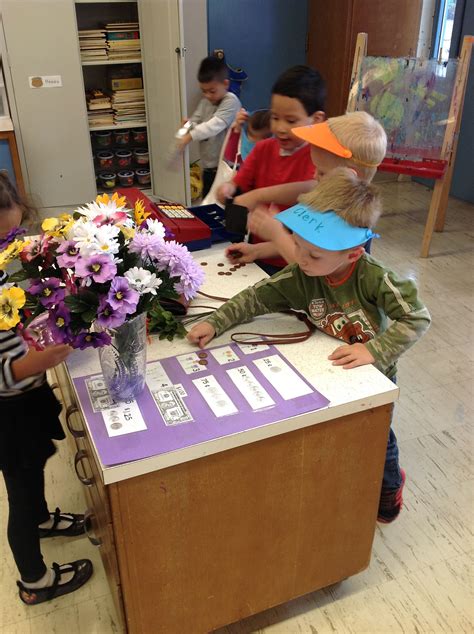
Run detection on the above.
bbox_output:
[53,246,398,633]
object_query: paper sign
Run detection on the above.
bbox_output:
[102,400,147,437]
[193,375,238,417]
[227,366,275,410]
[146,361,173,390]
[29,75,62,88]
[177,352,207,375]
[210,345,240,365]
[237,342,269,354]
[253,355,313,400]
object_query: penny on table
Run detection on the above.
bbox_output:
[198,352,208,358]
[225,272,232,276]
[198,359,208,365]
[218,271,225,275]
[200,262,208,266]
[217,262,225,267]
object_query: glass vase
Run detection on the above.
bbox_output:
[98,312,147,402]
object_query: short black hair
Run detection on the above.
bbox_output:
[248,109,271,132]
[197,56,228,83]
[271,65,326,115]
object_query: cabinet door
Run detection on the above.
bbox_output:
[139,0,190,204]
[1,0,95,207]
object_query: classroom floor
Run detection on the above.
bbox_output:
[0,179,473,633]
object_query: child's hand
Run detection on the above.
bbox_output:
[247,204,282,241]
[12,344,72,381]
[328,343,375,369]
[234,191,260,211]
[217,181,236,204]
[225,242,260,264]
[187,322,216,349]
[232,108,249,133]
[175,133,192,152]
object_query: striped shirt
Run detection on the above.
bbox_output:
[0,271,44,397]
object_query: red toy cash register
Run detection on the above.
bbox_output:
[116,188,212,251]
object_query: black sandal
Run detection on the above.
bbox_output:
[17,559,93,605]
[39,507,85,538]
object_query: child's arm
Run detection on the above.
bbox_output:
[224,241,282,264]
[216,145,259,203]
[330,272,431,371]
[247,206,297,263]
[189,97,240,145]
[187,265,304,346]
[235,180,317,211]
[11,345,72,382]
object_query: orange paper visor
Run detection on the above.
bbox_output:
[292,121,352,159]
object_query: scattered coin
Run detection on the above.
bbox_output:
[225,272,232,276]
[200,262,208,266]
[198,352,208,358]
[198,359,208,365]
[218,271,225,275]
[217,262,225,267]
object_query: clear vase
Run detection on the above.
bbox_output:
[98,312,147,402]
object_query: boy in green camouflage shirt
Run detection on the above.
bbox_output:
[188,167,431,522]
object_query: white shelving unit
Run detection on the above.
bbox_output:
[82,59,142,66]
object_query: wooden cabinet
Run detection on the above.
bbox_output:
[307,0,423,116]
[0,0,204,207]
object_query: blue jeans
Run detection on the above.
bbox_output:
[383,378,402,490]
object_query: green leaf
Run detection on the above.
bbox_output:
[7,269,30,283]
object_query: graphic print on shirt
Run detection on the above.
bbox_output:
[308,299,375,344]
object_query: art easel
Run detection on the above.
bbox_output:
[348,32,473,258]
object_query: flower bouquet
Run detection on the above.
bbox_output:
[0,193,204,399]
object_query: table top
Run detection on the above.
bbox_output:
[66,244,398,484]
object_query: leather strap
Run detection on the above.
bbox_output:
[196,291,314,345]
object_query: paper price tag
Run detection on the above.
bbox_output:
[227,366,275,410]
[102,400,147,437]
[193,375,238,417]
[253,355,313,400]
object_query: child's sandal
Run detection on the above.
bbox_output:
[39,507,85,538]
[17,559,93,605]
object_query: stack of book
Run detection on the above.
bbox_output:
[105,22,141,61]
[86,89,113,128]
[79,29,107,62]
[111,88,146,125]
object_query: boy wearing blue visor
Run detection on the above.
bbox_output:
[188,167,431,523]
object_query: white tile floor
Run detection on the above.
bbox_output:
[1,180,473,633]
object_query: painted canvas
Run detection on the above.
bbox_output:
[351,57,458,160]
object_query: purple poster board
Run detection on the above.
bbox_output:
[73,344,330,467]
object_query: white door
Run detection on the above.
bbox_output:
[139,0,190,204]
[0,0,95,207]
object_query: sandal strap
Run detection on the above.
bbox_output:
[39,507,61,537]
[46,562,62,601]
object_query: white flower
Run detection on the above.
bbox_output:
[92,224,121,255]
[67,220,120,256]
[124,267,162,295]
[146,219,166,240]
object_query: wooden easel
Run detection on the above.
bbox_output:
[348,33,473,258]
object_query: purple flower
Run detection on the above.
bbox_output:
[175,262,205,301]
[0,226,26,250]
[48,305,71,343]
[56,241,80,268]
[151,241,204,300]
[129,232,163,260]
[28,278,65,308]
[75,254,117,283]
[73,331,111,350]
[107,277,139,314]
[95,298,127,329]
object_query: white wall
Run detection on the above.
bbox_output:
[417,0,436,57]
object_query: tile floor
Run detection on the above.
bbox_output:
[0,180,473,633]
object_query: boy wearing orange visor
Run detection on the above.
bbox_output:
[231,111,387,266]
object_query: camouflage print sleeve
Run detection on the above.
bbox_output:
[365,271,431,374]
[206,266,303,337]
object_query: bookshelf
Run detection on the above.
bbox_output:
[82,59,142,66]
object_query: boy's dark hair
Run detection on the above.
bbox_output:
[272,65,326,115]
[197,56,228,83]
[248,109,271,132]
[0,171,37,224]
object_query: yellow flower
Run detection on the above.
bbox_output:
[0,240,25,270]
[42,214,74,237]
[42,217,60,233]
[0,287,26,331]
[119,225,136,240]
[96,192,127,209]
[134,199,150,226]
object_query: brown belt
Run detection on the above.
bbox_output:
[196,291,314,346]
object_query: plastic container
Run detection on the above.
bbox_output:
[97,151,114,170]
[133,148,149,165]
[99,172,117,189]
[131,128,147,144]
[113,129,130,145]
[115,150,132,168]
[94,131,112,147]
[135,168,150,185]
[117,170,134,187]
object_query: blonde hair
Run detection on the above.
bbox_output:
[299,167,382,228]
[328,111,387,181]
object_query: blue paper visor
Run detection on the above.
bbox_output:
[275,204,379,251]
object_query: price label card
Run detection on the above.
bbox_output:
[86,375,115,412]
[193,375,238,417]
[177,353,207,374]
[227,366,275,410]
[146,361,173,390]
[102,400,147,437]
[253,355,313,400]
[210,345,240,365]
[237,342,269,355]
